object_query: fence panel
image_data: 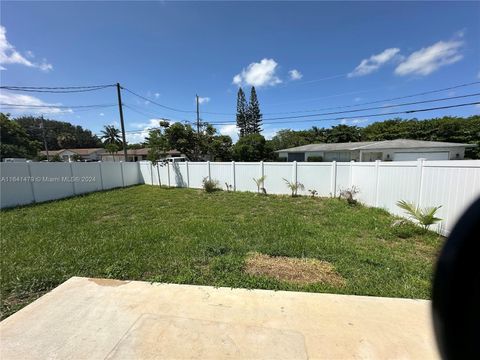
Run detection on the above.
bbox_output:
[122,162,140,187]
[71,163,102,194]
[188,162,209,189]
[235,163,261,192]
[264,163,294,194]
[376,162,419,215]
[139,162,153,185]
[210,162,233,190]
[350,163,377,206]
[29,163,75,202]
[0,163,35,208]
[100,162,123,189]
[296,163,332,196]
[420,161,480,234]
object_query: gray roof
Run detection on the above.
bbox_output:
[276,139,476,153]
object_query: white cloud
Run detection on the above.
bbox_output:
[219,124,238,139]
[288,69,303,80]
[99,113,105,116]
[348,48,400,77]
[126,118,164,144]
[232,58,282,87]
[340,118,368,125]
[0,91,70,114]
[154,92,160,98]
[0,26,53,72]
[395,39,463,76]
[197,96,210,104]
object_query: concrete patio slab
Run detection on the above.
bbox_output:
[0,277,439,359]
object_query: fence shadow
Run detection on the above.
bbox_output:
[172,163,187,187]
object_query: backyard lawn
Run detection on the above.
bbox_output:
[0,185,443,319]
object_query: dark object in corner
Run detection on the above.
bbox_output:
[432,196,480,359]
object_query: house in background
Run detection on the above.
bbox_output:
[100,148,184,162]
[40,148,105,162]
[276,139,476,162]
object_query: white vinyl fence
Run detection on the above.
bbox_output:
[140,160,480,235]
[1,160,479,235]
[0,162,141,208]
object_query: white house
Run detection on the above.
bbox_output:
[40,148,105,162]
[276,139,476,162]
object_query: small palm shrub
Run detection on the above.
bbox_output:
[396,200,442,231]
[308,189,318,198]
[202,177,220,193]
[224,183,233,192]
[253,175,267,195]
[283,178,305,197]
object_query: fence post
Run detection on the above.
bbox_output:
[26,162,36,203]
[69,163,76,195]
[416,158,425,207]
[232,161,236,191]
[374,160,381,206]
[331,161,337,197]
[149,162,153,185]
[207,161,211,181]
[186,161,190,188]
[167,162,171,187]
[98,162,104,190]
[349,160,354,187]
[260,161,264,178]
[292,161,297,184]
[120,162,125,187]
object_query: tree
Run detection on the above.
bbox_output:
[236,88,248,137]
[57,133,76,148]
[325,124,362,143]
[0,113,41,160]
[208,135,233,161]
[15,116,102,150]
[101,125,122,146]
[232,133,272,161]
[105,143,120,162]
[165,122,196,159]
[145,120,170,163]
[246,86,262,134]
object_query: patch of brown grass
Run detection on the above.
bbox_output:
[245,252,345,286]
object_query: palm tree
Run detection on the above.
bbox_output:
[101,125,122,146]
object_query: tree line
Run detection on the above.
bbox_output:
[1,110,478,161]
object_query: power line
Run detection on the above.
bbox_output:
[260,93,480,121]
[1,84,115,93]
[121,87,196,113]
[0,103,116,109]
[202,81,480,116]
[207,101,480,126]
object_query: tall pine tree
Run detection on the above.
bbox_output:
[247,86,262,134]
[236,88,248,137]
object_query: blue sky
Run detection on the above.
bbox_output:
[1,1,479,143]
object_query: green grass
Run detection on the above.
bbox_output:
[0,185,443,319]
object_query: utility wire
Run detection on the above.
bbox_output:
[202,81,480,116]
[207,101,480,126]
[260,93,480,121]
[121,87,196,113]
[1,84,115,93]
[0,103,116,109]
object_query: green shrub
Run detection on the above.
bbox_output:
[307,156,323,162]
[202,177,220,193]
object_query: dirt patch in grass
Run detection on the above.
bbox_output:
[245,252,345,286]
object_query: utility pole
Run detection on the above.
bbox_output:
[40,115,49,161]
[195,94,200,161]
[116,83,128,162]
